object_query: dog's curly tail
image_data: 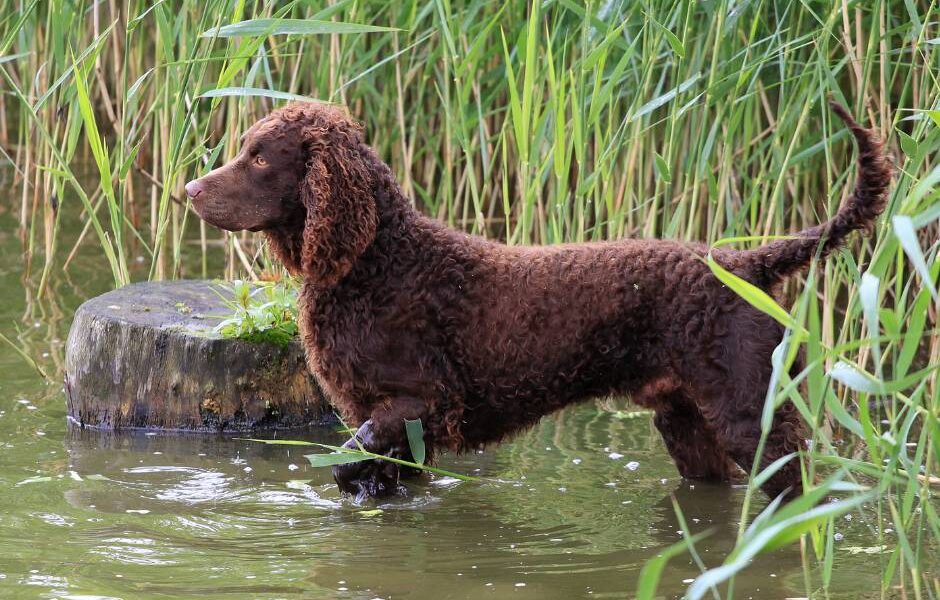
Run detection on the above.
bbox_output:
[740,101,892,287]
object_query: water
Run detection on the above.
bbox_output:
[0,210,889,599]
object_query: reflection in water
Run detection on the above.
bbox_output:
[2,389,890,600]
[12,411,860,600]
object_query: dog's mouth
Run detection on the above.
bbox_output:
[189,197,250,232]
[189,194,286,233]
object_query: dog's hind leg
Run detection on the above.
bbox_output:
[634,379,741,482]
[707,399,806,502]
[652,392,742,482]
[691,334,808,501]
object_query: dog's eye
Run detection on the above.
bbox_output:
[254,155,267,166]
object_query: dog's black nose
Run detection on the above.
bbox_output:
[184,180,203,199]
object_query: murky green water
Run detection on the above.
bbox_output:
[0,207,889,599]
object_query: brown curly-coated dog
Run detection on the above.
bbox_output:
[186,101,890,503]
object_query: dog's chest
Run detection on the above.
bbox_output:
[298,286,438,401]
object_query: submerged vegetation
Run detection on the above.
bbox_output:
[1,0,937,597]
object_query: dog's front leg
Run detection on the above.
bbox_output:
[332,398,431,502]
[332,419,405,501]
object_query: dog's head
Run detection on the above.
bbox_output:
[186,102,378,285]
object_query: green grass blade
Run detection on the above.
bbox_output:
[707,253,798,330]
[202,18,398,38]
[892,215,938,301]
[199,86,322,102]
[304,451,372,468]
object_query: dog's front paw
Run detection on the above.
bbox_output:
[333,457,405,502]
[332,420,408,501]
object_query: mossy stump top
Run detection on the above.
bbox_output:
[65,280,331,432]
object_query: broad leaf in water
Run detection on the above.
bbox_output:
[238,438,475,481]
[310,443,477,481]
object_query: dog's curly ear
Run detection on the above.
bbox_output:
[300,125,378,287]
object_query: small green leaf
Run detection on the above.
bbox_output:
[879,308,900,337]
[238,439,476,481]
[310,443,477,481]
[829,361,885,394]
[926,109,940,128]
[824,388,865,438]
[897,129,918,157]
[648,13,685,58]
[404,418,426,465]
[631,73,700,122]
[654,152,672,183]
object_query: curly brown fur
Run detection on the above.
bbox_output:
[186,101,891,503]
[740,101,892,288]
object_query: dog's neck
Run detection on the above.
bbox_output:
[369,159,423,244]
[263,204,306,275]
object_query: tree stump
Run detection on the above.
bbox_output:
[65,280,333,432]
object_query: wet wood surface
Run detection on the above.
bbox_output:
[65,280,332,431]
